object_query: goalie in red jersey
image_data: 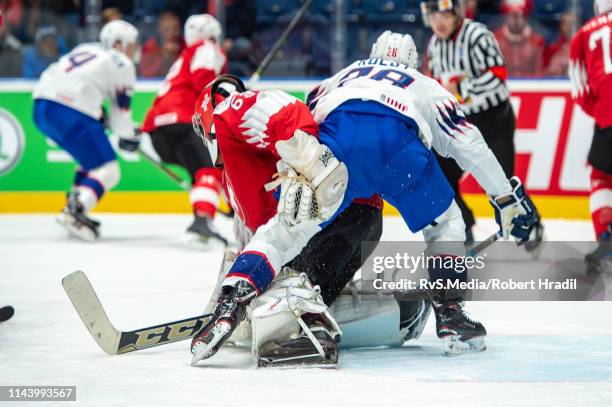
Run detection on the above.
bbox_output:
[188,74,387,367]
[569,0,612,273]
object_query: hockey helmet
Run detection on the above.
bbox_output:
[193,74,246,165]
[100,20,139,57]
[370,31,418,69]
[421,0,464,26]
[184,14,222,46]
[595,0,612,14]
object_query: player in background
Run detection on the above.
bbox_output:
[304,30,538,356]
[141,14,228,244]
[568,0,612,273]
[421,0,545,251]
[33,20,139,241]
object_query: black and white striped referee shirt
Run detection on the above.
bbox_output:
[426,18,509,115]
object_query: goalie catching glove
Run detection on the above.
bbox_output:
[269,130,348,228]
[490,176,539,244]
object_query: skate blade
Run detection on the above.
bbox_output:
[190,321,231,366]
[257,355,339,369]
[182,232,226,250]
[56,214,97,242]
[443,335,486,356]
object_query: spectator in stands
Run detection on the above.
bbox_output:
[139,9,182,77]
[0,11,22,76]
[22,25,62,78]
[101,7,122,25]
[542,11,575,77]
[494,0,545,77]
[101,0,133,17]
[22,0,80,48]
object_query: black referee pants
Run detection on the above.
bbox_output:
[435,100,516,230]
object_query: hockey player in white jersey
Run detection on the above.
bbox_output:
[301,31,540,354]
[33,20,139,241]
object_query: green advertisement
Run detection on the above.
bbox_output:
[0,81,310,194]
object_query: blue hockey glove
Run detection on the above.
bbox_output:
[490,176,539,245]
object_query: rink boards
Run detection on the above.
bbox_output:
[0,79,592,219]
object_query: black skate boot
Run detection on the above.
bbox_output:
[57,192,100,241]
[257,314,340,368]
[586,227,612,275]
[190,280,256,365]
[185,215,228,246]
[433,300,486,355]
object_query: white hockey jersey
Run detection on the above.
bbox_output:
[33,43,136,138]
[308,57,511,196]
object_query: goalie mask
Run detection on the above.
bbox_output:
[192,74,246,165]
[370,31,418,69]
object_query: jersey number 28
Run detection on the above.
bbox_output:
[338,67,415,89]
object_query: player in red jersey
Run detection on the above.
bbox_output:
[187,75,363,365]
[142,14,228,244]
[569,0,612,273]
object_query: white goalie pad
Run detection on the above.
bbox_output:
[249,269,341,361]
[332,281,405,349]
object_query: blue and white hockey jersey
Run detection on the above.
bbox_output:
[308,57,511,198]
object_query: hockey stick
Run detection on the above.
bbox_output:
[247,0,315,87]
[62,271,212,355]
[139,148,192,190]
[138,147,234,218]
[466,232,501,257]
[0,305,14,323]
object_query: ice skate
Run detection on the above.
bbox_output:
[433,300,486,356]
[190,280,255,365]
[56,192,100,241]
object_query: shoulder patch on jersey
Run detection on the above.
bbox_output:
[191,42,226,74]
[238,90,298,149]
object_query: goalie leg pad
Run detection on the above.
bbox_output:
[250,269,341,367]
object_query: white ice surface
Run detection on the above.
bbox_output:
[1,214,611,407]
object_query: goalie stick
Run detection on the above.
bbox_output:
[62,271,212,355]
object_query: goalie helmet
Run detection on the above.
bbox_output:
[192,74,246,164]
[100,20,139,56]
[595,0,612,14]
[184,13,222,46]
[370,31,418,69]
[420,0,464,26]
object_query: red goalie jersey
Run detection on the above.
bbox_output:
[212,90,319,231]
[569,12,612,128]
[142,39,227,132]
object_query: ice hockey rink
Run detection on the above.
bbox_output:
[1,214,611,406]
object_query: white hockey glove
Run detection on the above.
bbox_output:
[490,176,540,245]
[271,130,348,228]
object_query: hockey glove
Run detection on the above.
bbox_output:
[119,137,140,152]
[118,127,142,152]
[490,176,539,245]
[271,158,347,228]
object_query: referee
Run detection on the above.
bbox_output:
[421,0,543,250]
